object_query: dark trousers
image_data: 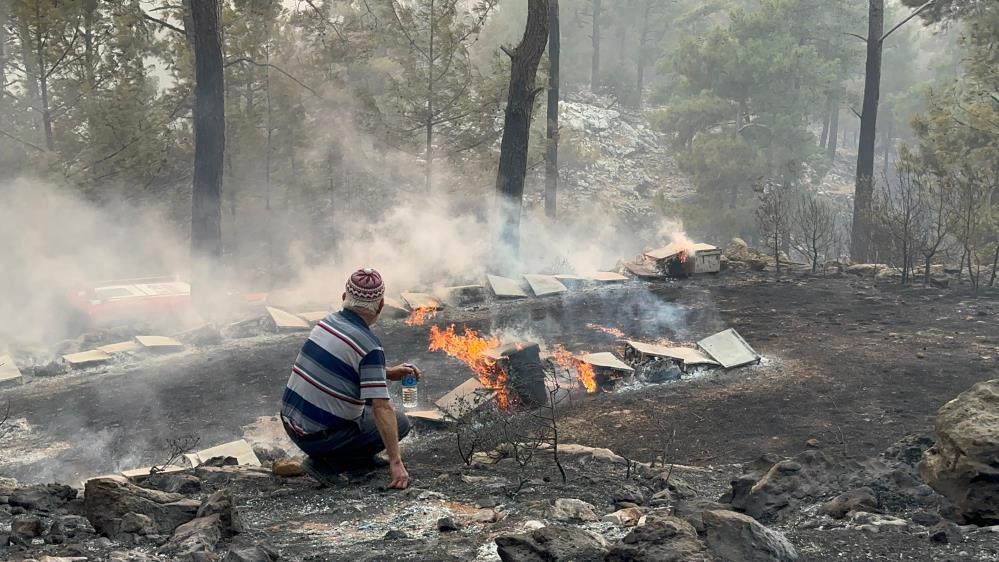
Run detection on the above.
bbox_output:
[285,406,411,462]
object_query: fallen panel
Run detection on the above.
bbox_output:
[296,310,330,323]
[575,352,634,373]
[523,274,568,297]
[98,341,140,354]
[63,349,112,367]
[553,274,588,289]
[622,261,660,279]
[0,355,23,388]
[407,409,450,424]
[120,465,185,480]
[266,306,311,330]
[645,242,718,261]
[134,335,185,351]
[697,328,760,369]
[589,271,629,283]
[440,285,486,306]
[382,297,410,319]
[486,275,529,298]
[624,341,719,366]
[434,378,497,419]
[184,439,261,467]
[401,292,441,310]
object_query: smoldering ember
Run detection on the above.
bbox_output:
[2,2,999,562]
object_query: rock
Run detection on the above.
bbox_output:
[271,459,304,477]
[848,511,908,532]
[224,541,280,562]
[819,487,878,519]
[603,507,644,526]
[920,379,999,524]
[910,511,942,527]
[929,521,962,544]
[550,498,599,522]
[846,263,886,276]
[84,476,199,537]
[555,443,626,464]
[120,512,157,536]
[806,439,820,448]
[11,515,43,538]
[437,516,459,532]
[142,473,203,495]
[523,520,544,531]
[49,515,93,539]
[702,510,798,562]
[158,514,223,557]
[251,444,287,464]
[473,508,500,523]
[606,513,710,562]
[730,450,843,522]
[671,499,730,532]
[0,476,18,494]
[612,483,646,506]
[496,526,607,562]
[383,529,408,540]
[197,489,244,537]
[9,483,78,512]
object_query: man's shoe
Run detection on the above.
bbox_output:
[301,457,342,488]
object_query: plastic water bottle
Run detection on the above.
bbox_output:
[401,364,419,409]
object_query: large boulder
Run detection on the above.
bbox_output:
[819,487,878,519]
[605,513,711,562]
[495,526,606,562]
[158,513,223,558]
[920,379,999,524]
[9,483,78,512]
[197,489,244,537]
[702,510,798,562]
[730,450,843,521]
[83,476,199,537]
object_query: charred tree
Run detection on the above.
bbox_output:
[826,87,841,160]
[189,0,226,310]
[495,0,549,264]
[635,0,653,107]
[851,0,883,262]
[590,0,601,93]
[544,0,559,219]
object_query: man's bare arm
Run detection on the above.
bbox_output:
[371,398,409,489]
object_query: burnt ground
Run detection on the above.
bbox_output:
[1,269,998,560]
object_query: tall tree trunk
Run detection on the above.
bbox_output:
[827,87,841,160]
[544,0,559,220]
[590,0,600,93]
[264,45,274,288]
[0,0,9,96]
[425,0,435,192]
[882,116,894,174]
[635,0,652,108]
[189,0,226,311]
[495,0,549,267]
[851,0,884,263]
[33,3,54,151]
[819,94,832,149]
[16,21,43,141]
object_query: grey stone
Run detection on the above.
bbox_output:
[223,541,280,562]
[606,513,710,562]
[142,473,202,495]
[197,489,244,537]
[929,521,962,544]
[84,476,199,537]
[120,512,157,536]
[819,487,878,519]
[672,498,730,532]
[496,526,606,562]
[158,514,223,557]
[437,517,459,532]
[702,510,798,562]
[11,515,43,538]
[9,483,77,512]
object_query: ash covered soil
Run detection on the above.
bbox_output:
[2,268,999,561]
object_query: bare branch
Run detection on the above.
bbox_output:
[881,0,935,43]
[844,32,868,43]
[140,11,186,36]
[223,57,319,96]
[0,129,48,152]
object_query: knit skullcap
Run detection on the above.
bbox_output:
[346,268,385,302]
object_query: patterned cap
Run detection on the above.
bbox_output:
[346,268,385,302]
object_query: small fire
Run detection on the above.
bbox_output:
[428,324,511,409]
[586,323,625,339]
[405,306,438,326]
[549,345,598,394]
[676,249,690,264]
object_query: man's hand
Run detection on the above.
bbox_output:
[387,459,410,489]
[386,363,421,382]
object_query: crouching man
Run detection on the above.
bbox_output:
[280,268,419,489]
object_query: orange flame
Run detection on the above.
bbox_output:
[428,325,510,409]
[549,345,598,394]
[405,306,438,326]
[586,323,625,339]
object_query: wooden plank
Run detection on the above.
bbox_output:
[135,335,184,351]
[589,271,629,283]
[98,341,140,354]
[486,274,529,298]
[623,340,719,366]
[266,306,310,330]
[0,355,23,388]
[296,310,330,323]
[63,349,112,367]
[523,274,568,297]
[434,378,497,419]
[575,351,634,372]
[697,328,760,369]
[185,439,261,467]
[400,292,441,310]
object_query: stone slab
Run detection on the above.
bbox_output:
[523,274,568,297]
[134,335,184,351]
[63,349,112,367]
[697,328,760,369]
[434,378,496,419]
[401,292,441,310]
[97,341,140,354]
[266,306,311,330]
[0,355,23,388]
[184,439,261,467]
[574,352,634,373]
[486,275,529,298]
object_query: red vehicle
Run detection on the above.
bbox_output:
[64,276,197,333]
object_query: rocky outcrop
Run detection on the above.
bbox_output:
[83,476,200,537]
[729,450,843,521]
[819,487,878,519]
[495,526,606,562]
[605,513,711,562]
[920,379,999,524]
[702,510,798,562]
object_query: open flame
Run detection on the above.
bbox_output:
[428,324,510,409]
[586,323,625,339]
[549,345,598,394]
[405,306,438,326]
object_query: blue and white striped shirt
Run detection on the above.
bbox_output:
[280,309,389,435]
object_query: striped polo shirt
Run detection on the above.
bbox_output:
[280,309,390,435]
